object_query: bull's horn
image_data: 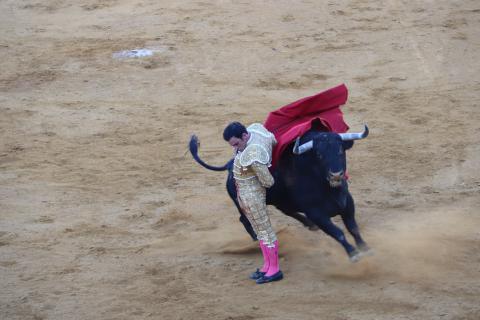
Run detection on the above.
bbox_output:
[293,137,313,154]
[339,124,369,141]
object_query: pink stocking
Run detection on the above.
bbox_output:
[265,240,280,277]
[259,241,270,273]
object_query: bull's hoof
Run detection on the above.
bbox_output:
[358,244,374,257]
[348,249,362,263]
[256,270,283,284]
[308,224,319,231]
[357,243,370,251]
[360,248,374,258]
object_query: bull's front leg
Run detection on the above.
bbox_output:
[341,193,372,255]
[268,189,318,231]
[279,209,318,231]
[307,209,361,262]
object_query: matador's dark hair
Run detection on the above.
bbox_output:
[223,121,247,141]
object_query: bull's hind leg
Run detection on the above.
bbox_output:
[308,211,360,262]
[341,193,371,254]
[226,174,257,241]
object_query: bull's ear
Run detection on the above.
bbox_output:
[342,140,354,150]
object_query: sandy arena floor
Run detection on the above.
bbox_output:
[1,1,480,319]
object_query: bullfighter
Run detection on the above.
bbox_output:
[223,121,283,284]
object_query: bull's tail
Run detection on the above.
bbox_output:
[189,135,232,171]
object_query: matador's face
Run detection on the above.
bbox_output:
[228,132,250,153]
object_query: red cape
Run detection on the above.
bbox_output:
[264,84,349,167]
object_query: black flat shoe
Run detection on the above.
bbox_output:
[256,270,283,284]
[249,268,266,280]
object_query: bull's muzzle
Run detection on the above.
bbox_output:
[328,170,344,187]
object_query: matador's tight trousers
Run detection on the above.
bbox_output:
[236,182,277,248]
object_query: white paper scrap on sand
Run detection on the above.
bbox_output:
[113,49,154,59]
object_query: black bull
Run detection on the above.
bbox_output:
[189,126,371,262]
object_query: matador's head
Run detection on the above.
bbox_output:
[223,121,250,153]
